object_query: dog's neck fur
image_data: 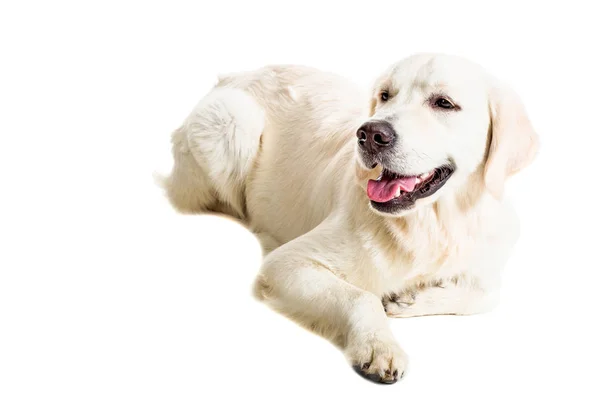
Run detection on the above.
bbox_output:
[351,165,498,281]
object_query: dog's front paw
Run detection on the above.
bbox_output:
[382,290,416,317]
[346,331,408,384]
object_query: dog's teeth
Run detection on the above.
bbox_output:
[415,178,422,184]
[420,172,430,179]
[395,188,401,197]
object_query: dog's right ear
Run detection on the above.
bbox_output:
[369,96,377,117]
[484,82,540,199]
[368,74,389,117]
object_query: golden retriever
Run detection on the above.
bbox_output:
[161,53,538,383]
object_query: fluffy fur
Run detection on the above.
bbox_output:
[161,53,538,383]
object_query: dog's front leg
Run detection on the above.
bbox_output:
[382,276,500,318]
[383,223,517,318]
[254,250,408,384]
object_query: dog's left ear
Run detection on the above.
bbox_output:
[484,82,540,199]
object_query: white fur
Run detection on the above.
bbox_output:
[161,54,538,383]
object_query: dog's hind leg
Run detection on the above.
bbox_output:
[162,87,265,219]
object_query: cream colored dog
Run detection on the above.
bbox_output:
[162,53,538,384]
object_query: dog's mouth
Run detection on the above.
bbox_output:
[367,165,455,214]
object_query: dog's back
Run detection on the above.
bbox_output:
[163,66,367,241]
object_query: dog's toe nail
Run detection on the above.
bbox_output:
[393,369,398,378]
[362,362,370,370]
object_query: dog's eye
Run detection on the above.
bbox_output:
[380,91,389,102]
[433,97,456,109]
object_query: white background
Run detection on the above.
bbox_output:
[1,1,599,399]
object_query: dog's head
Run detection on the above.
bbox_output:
[355,53,539,216]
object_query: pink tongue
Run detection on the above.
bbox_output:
[367,176,417,203]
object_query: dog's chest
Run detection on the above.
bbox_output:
[360,214,484,295]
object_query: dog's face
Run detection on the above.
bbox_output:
[356,54,539,216]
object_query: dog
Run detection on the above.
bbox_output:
[161,53,539,384]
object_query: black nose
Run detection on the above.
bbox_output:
[356,120,396,153]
